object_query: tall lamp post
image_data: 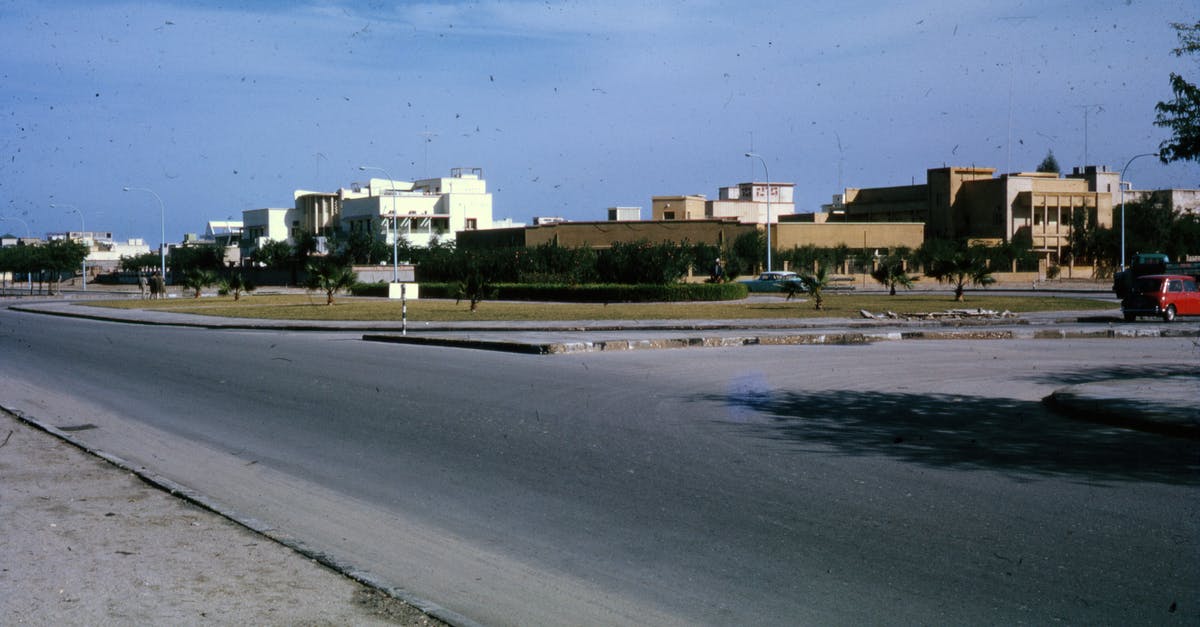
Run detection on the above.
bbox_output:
[358,165,400,283]
[51,203,87,291]
[1118,153,1158,270]
[123,186,167,283]
[744,152,772,272]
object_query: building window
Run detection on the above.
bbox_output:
[664,211,676,220]
[465,218,477,230]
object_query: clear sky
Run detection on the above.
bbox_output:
[2,0,1197,246]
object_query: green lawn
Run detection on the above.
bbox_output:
[88,292,1118,322]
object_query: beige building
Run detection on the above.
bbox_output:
[832,166,1114,263]
[653,182,796,224]
[651,195,707,221]
[708,182,796,223]
[340,168,493,248]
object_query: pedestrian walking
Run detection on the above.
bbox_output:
[137,273,148,299]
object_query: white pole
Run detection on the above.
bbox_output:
[123,187,167,282]
[745,152,772,272]
[1118,153,1157,270]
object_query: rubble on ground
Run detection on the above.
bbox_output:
[859,308,1017,321]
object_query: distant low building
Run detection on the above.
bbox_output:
[652,181,796,224]
[830,165,1115,264]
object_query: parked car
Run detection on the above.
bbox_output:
[1121,274,1200,322]
[741,271,801,293]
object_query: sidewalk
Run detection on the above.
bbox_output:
[2,298,1197,624]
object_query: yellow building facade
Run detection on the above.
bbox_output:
[835,166,1113,263]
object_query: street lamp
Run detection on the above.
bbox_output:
[123,186,167,283]
[744,152,772,272]
[358,165,400,283]
[51,203,87,291]
[1118,153,1158,270]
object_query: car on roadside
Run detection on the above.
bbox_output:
[740,271,801,293]
[1121,274,1200,322]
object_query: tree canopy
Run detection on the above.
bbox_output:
[1036,150,1061,174]
[1155,21,1200,164]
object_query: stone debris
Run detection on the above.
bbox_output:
[860,308,1017,320]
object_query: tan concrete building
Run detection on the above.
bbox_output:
[832,166,1114,263]
[651,195,707,221]
[458,219,757,250]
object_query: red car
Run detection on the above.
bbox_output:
[1121,274,1200,322]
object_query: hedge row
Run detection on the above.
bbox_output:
[350,281,748,302]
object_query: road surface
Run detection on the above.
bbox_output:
[1,308,1197,624]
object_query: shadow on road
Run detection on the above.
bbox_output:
[697,388,1200,485]
[1016,362,1199,386]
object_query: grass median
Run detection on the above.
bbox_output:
[88,291,1118,322]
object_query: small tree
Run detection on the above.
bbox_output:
[304,258,357,305]
[870,254,918,295]
[794,265,830,310]
[923,244,996,302]
[180,268,218,298]
[219,272,256,301]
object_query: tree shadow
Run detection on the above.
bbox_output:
[695,389,1200,485]
[1017,362,1199,386]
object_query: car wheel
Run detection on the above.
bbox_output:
[1124,312,1136,322]
[1163,305,1177,322]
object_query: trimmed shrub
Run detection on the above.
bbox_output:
[411,282,746,303]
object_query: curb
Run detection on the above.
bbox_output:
[0,404,479,627]
[1042,387,1200,440]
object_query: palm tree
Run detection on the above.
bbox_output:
[220,272,255,301]
[797,265,830,310]
[180,269,218,298]
[924,247,995,301]
[870,255,918,295]
[304,259,357,305]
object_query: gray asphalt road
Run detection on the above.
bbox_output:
[1,309,1197,625]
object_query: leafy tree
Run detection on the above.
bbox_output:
[1036,150,1061,174]
[294,230,319,268]
[219,272,256,301]
[40,239,89,292]
[336,229,391,265]
[180,268,218,298]
[253,239,293,269]
[1155,21,1200,163]
[920,241,996,302]
[169,243,225,276]
[304,258,357,305]
[727,230,766,278]
[119,252,161,273]
[870,253,919,295]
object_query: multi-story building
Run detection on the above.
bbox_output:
[653,182,796,224]
[830,165,1115,264]
[340,167,493,248]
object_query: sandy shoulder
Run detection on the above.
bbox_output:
[0,411,441,626]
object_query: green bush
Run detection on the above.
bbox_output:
[412,282,746,303]
[349,281,389,297]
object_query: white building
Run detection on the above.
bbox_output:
[707,182,796,224]
[340,167,493,248]
[607,206,642,221]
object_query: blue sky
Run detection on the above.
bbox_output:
[2,0,1197,245]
